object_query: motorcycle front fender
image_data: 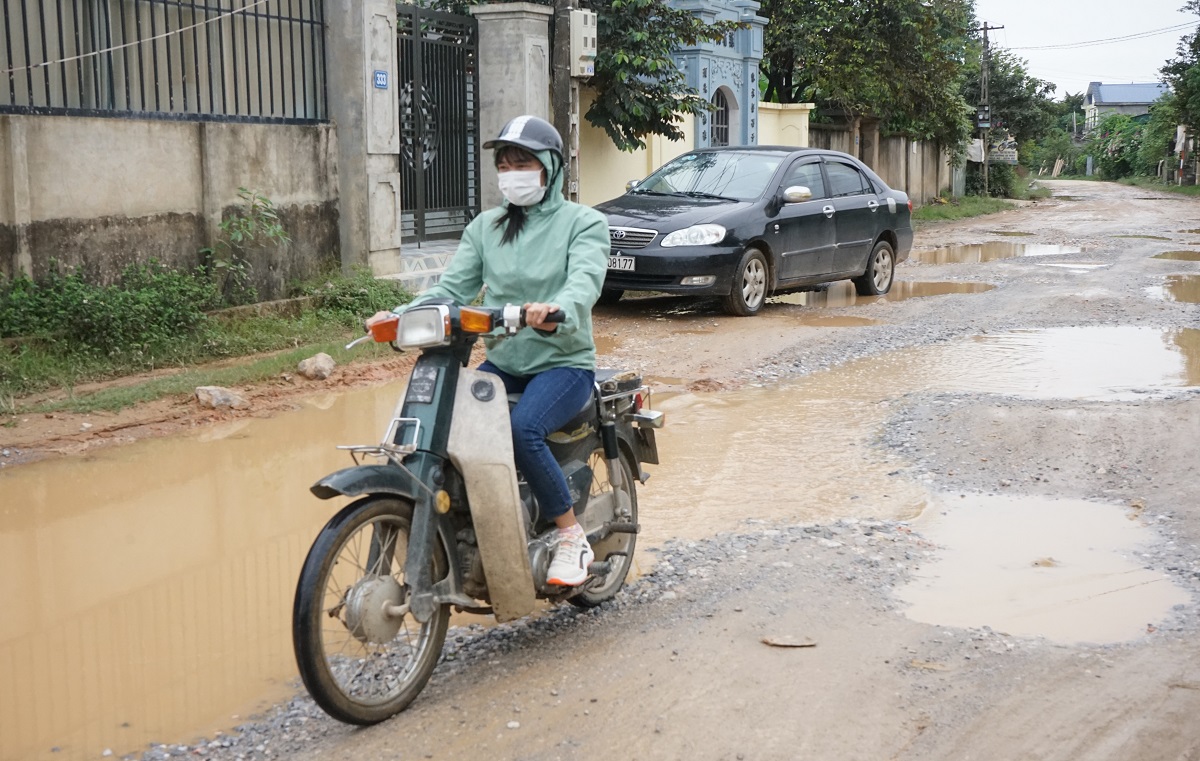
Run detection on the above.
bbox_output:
[310,464,422,501]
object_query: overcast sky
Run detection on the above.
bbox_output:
[971,0,1197,98]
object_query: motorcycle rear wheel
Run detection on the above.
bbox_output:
[292,496,449,725]
[571,450,639,608]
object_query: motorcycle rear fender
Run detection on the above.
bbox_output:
[446,366,537,623]
[310,464,423,501]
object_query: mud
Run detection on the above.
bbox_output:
[3,180,1200,761]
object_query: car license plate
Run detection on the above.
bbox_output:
[608,255,635,271]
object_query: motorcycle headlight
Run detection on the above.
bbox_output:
[395,304,451,349]
[660,224,727,248]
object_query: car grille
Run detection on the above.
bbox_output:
[605,272,678,288]
[608,227,658,250]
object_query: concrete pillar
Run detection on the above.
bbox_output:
[325,0,402,275]
[1,117,34,276]
[471,2,553,211]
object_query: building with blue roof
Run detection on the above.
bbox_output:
[1085,82,1171,130]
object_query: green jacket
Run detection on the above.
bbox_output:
[409,150,609,376]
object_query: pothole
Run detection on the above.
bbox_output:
[1153,251,1200,261]
[897,494,1190,644]
[911,242,1082,264]
[1146,274,1200,304]
[1114,234,1172,240]
[770,280,994,307]
[1034,262,1107,271]
[988,230,1035,237]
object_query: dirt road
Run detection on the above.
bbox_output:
[5,180,1200,760]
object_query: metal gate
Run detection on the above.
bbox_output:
[397,4,480,243]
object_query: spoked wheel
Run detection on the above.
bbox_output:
[853,240,895,296]
[723,248,769,316]
[292,496,449,725]
[571,449,639,608]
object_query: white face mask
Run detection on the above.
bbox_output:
[498,169,546,207]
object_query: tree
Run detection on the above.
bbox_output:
[1162,0,1200,133]
[1137,93,1181,176]
[758,0,974,148]
[582,0,737,151]
[1089,113,1143,179]
[962,48,1057,146]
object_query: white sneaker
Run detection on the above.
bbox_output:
[547,529,595,586]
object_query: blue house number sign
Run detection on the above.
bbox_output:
[373,70,388,89]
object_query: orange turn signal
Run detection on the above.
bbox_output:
[459,307,495,334]
[369,315,399,343]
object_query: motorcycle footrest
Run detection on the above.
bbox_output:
[586,560,613,577]
[607,522,639,534]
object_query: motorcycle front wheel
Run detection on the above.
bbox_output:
[572,450,639,608]
[292,496,449,725]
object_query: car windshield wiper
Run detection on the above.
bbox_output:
[629,188,676,196]
[679,191,738,201]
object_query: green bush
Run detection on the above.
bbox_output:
[301,268,414,325]
[965,162,1018,198]
[0,261,220,356]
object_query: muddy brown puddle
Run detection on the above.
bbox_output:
[898,494,1190,644]
[770,280,994,308]
[1154,250,1200,262]
[911,242,1082,264]
[4,327,1198,759]
[1147,274,1200,304]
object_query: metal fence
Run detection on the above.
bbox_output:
[397,3,478,242]
[1,0,326,122]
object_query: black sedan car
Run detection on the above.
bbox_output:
[594,147,914,316]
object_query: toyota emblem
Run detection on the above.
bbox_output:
[610,229,626,241]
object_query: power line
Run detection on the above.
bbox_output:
[1009,22,1196,51]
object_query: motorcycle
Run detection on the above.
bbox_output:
[291,299,663,725]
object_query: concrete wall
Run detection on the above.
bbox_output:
[757,102,814,147]
[577,88,695,207]
[0,115,338,296]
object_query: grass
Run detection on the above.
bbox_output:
[1119,176,1200,197]
[24,337,398,414]
[913,195,1016,225]
[1,267,415,416]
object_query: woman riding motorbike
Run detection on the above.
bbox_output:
[368,114,610,585]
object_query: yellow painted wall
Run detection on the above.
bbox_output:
[577,88,695,207]
[757,102,815,148]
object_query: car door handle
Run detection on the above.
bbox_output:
[822,205,834,218]
[867,200,879,212]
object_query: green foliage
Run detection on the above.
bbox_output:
[912,195,1015,224]
[202,187,291,306]
[583,0,738,151]
[0,265,412,401]
[1088,113,1143,180]
[1162,0,1200,133]
[964,162,1019,198]
[299,268,415,326]
[759,0,973,148]
[962,48,1057,146]
[1137,93,1182,176]
[0,261,220,357]
[1020,127,1084,176]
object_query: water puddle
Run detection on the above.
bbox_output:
[897,494,1190,643]
[1147,275,1200,304]
[594,334,623,354]
[1179,229,1200,235]
[770,280,994,308]
[792,315,881,327]
[988,230,1035,237]
[1053,195,1082,201]
[0,387,402,761]
[1153,250,1200,261]
[1034,262,1107,271]
[1114,234,1172,241]
[911,242,1082,264]
[5,326,1198,757]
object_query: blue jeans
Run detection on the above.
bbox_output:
[477,361,595,519]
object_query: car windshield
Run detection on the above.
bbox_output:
[632,151,786,202]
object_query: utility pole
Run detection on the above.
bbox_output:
[977,21,1003,198]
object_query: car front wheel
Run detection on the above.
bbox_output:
[723,248,769,316]
[853,240,895,296]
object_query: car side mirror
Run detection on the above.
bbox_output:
[782,186,813,204]
[625,179,641,191]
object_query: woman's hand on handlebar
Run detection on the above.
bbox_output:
[523,302,562,331]
[365,310,394,332]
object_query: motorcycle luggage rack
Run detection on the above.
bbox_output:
[336,417,422,466]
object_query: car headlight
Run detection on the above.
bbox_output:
[660,224,727,247]
[395,304,451,349]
